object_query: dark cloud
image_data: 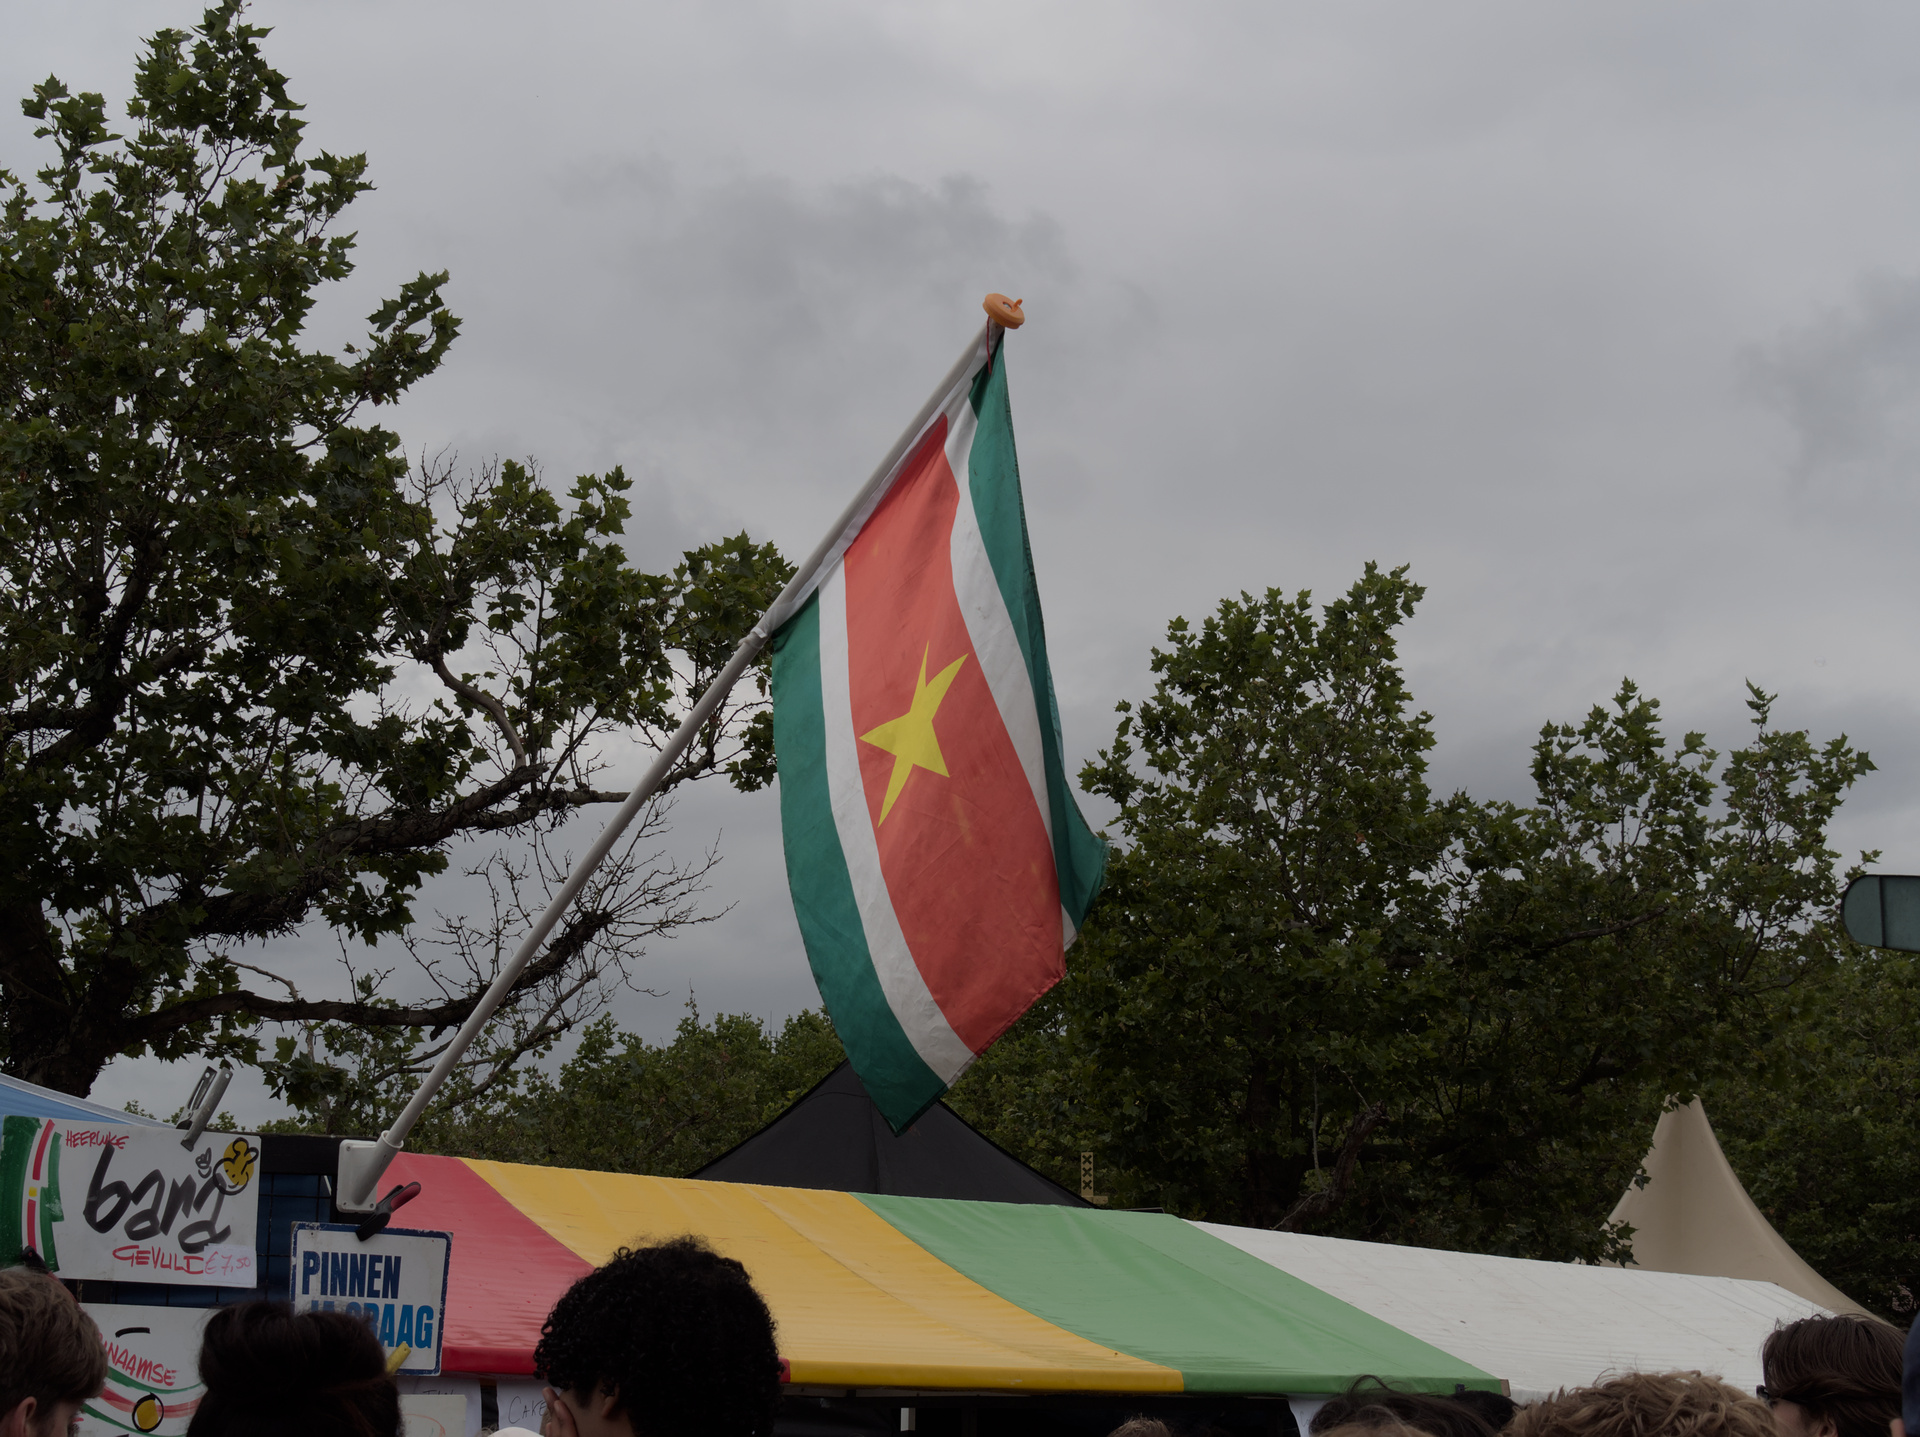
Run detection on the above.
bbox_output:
[1747,273,1920,491]
[12,3,1920,1115]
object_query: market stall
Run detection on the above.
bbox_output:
[382,1152,1496,1396]
[1,1068,1841,1429]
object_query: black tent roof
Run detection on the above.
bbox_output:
[692,1061,1089,1207]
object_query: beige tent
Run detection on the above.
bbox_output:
[1610,1099,1868,1316]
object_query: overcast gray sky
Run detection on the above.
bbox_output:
[13,2,1920,1122]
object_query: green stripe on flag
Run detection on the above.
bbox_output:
[965,357,1107,926]
[860,1194,1498,1395]
[770,594,946,1125]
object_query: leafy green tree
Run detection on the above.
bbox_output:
[964,566,1872,1263]
[1707,948,1920,1321]
[394,1005,846,1175]
[1361,682,1868,1260]
[0,5,787,1098]
[1068,564,1457,1229]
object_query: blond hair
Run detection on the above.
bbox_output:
[0,1266,106,1417]
[1510,1372,1774,1437]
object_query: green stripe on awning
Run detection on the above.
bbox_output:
[860,1196,1498,1395]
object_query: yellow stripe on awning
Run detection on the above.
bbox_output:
[465,1161,1180,1393]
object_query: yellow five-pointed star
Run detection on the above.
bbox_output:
[859,643,969,823]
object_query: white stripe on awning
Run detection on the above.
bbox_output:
[1196,1222,1834,1404]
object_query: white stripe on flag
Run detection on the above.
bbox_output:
[816,563,978,1083]
[944,403,1052,843]
[945,397,1080,951]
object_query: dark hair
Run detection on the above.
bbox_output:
[187,1303,399,1437]
[534,1236,781,1437]
[1311,1379,1497,1437]
[1760,1314,1903,1437]
[0,1266,107,1420]
[1451,1389,1520,1432]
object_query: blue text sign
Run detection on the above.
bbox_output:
[291,1223,451,1376]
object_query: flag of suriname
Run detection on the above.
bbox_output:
[770,334,1106,1131]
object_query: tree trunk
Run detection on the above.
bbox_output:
[1275,1103,1387,1232]
[0,902,117,1096]
[1242,1051,1282,1228]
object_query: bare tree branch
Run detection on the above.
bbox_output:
[253,805,725,1130]
[424,651,527,767]
[1274,1102,1388,1231]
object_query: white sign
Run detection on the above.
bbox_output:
[292,1223,451,1376]
[1,1117,260,1286]
[399,1394,468,1437]
[77,1304,212,1437]
[495,1382,550,1435]
[398,1377,482,1437]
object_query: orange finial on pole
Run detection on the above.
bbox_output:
[984,294,1025,328]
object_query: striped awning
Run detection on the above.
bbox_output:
[385,1154,1494,1395]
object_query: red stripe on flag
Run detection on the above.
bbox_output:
[843,417,1062,1053]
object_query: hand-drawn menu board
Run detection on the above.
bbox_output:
[78,1303,211,1437]
[2,1117,261,1285]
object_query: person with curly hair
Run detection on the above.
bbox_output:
[186,1302,399,1437]
[1509,1371,1773,1437]
[1452,1388,1522,1433]
[533,1235,782,1437]
[1757,1314,1904,1437]
[0,1264,106,1437]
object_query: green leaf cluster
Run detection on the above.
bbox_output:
[0,5,791,1097]
[1065,563,1457,1228]
[1706,949,1920,1320]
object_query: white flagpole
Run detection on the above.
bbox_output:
[337,308,1013,1210]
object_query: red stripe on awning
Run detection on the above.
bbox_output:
[387,1153,591,1375]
